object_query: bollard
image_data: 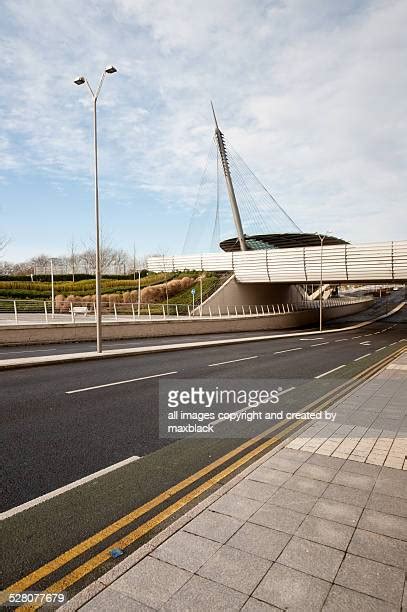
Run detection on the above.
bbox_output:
[113,303,118,321]
[44,301,48,323]
[131,303,135,321]
[148,304,151,320]
[13,300,18,324]
[71,302,74,323]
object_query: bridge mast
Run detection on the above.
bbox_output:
[211,102,247,251]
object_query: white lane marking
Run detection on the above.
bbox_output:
[374,331,381,335]
[212,387,296,427]
[364,334,373,337]
[300,338,323,341]
[274,347,303,355]
[389,342,398,346]
[399,339,407,343]
[66,371,178,394]
[354,353,371,361]
[375,346,387,352]
[311,342,330,347]
[315,364,346,379]
[279,386,296,395]
[352,336,362,339]
[208,356,258,367]
[360,341,371,346]
[0,456,140,520]
[334,339,348,342]
[0,348,58,355]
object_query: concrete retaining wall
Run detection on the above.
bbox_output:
[0,300,374,346]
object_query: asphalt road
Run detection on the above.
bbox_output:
[0,303,405,601]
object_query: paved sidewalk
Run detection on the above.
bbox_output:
[69,351,407,612]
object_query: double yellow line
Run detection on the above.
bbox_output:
[7,343,406,610]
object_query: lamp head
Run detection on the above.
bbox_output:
[105,65,117,74]
[74,76,85,85]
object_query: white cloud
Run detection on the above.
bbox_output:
[0,0,406,251]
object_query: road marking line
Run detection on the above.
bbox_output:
[352,336,362,339]
[364,334,373,337]
[374,331,381,335]
[274,347,302,355]
[311,342,329,347]
[375,347,387,352]
[360,341,371,345]
[0,456,141,520]
[6,346,405,603]
[334,339,348,342]
[299,337,323,341]
[66,371,178,394]
[315,364,346,378]
[208,356,258,367]
[354,353,371,361]
[389,342,398,346]
[0,348,58,355]
[279,386,296,395]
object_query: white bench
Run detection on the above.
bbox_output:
[71,306,89,316]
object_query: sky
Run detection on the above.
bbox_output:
[0,0,406,262]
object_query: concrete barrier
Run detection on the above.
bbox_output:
[0,300,373,346]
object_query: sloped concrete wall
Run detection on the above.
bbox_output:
[199,276,307,315]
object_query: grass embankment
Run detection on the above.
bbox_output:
[0,273,175,299]
[0,272,228,307]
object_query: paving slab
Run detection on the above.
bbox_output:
[311,498,363,526]
[348,528,407,569]
[150,530,220,572]
[277,536,344,582]
[282,473,329,497]
[335,553,405,606]
[321,482,370,507]
[253,563,331,611]
[227,522,290,561]
[107,556,191,609]
[358,508,407,541]
[183,510,243,544]
[249,503,306,535]
[295,515,354,551]
[322,584,398,612]
[197,545,271,595]
[162,575,247,611]
[209,493,263,521]
[231,479,278,502]
[80,588,153,611]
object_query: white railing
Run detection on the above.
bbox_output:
[0,297,372,326]
[147,240,407,283]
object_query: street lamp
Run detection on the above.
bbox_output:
[74,65,117,353]
[50,258,55,319]
[315,231,331,332]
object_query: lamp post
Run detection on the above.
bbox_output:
[50,258,55,319]
[138,270,141,317]
[74,65,117,353]
[315,232,331,332]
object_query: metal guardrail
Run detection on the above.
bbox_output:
[0,297,371,325]
[147,240,407,283]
